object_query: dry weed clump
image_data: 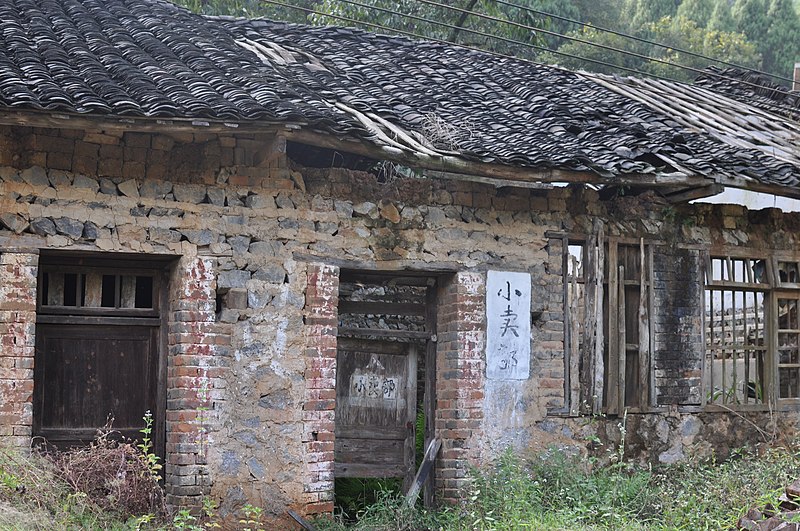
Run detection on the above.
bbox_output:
[49,428,166,517]
[0,423,166,528]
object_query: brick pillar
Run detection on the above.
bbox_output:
[0,251,37,449]
[302,263,339,515]
[435,271,486,502]
[166,256,229,508]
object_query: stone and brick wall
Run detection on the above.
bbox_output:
[435,272,485,502]
[166,256,229,507]
[0,251,37,449]
[2,122,800,516]
[301,264,339,515]
[652,247,704,406]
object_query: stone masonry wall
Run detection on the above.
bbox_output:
[2,123,800,517]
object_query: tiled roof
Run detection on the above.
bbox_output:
[1,0,799,193]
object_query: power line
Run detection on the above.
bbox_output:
[293,0,797,100]
[407,0,796,98]
[493,0,795,85]
[290,0,686,84]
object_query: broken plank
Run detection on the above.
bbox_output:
[337,327,431,340]
[338,301,426,316]
[287,509,316,531]
[405,438,442,508]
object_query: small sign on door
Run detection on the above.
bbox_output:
[486,270,531,380]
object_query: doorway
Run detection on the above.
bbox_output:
[334,270,438,511]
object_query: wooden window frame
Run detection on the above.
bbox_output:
[702,251,800,411]
[562,233,654,416]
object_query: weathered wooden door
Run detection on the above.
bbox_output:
[33,255,169,452]
[334,338,417,487]
[33,323,160,447]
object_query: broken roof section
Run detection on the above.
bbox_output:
[0,0,798,198]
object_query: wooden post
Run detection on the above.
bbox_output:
[638,239,650,410]
[607,241,619,416]
[580,232,596,411]
[618,266,627,410]
[569,255,581,415]
[593,222,605,414]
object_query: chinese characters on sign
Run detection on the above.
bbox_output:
[348,367,400,408]
[486,270,531,380]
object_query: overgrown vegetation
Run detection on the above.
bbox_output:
[3,413,800,529]
[319,442,800,530]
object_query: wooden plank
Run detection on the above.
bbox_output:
[638,240,650,410]
[36,315,161,326]
[405,438,441,508]
[37,306,159,318]
[618,266,627,411]
[338,301,426,316]
[47,272,64,306]
[84,272,103,307]
[287,510,316,531]
[647,248,654,407]
[665,184,725,203]
[607,241,619,416]
[423,284,437,507]
[334,462,407,478]
[337,328,431,340]
[580,232,597,411]
[594,222,605,414]
[403,345,418,493]
[335,426,407,440]
[334,437,406,464]
[121,276,137,308]
[568,253,581,415]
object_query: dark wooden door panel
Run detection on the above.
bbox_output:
[334,339,416,484]
[34,323,158,447]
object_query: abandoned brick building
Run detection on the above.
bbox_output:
[2,0,800,521]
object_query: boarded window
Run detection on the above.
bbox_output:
[562,230,653,416]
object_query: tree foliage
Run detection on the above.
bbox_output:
[169,0,798,81]
[543,15,761,82]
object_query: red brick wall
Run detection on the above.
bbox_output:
[166,256,230,507]
[0,251,38,449]
[302,264,339,515]
[435,271,486,502]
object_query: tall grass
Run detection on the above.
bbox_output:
[317,442,800,530]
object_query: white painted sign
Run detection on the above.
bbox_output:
[348,365,400,408]
[486,270,531,380]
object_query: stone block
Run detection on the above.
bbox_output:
[182,230,215,246]
[140,180,173,199]
[98,178,118,195]
[249,240,283,257]
[173,183,207,204]
[206,187,225,206]
[225,289,248,309]
[0,214,28,234]
[20,166,49,187]
[218,270,250,289]
[72,174,99,192]
[118,179,139,198]
[30,217,56,236]
[252,264,287,283]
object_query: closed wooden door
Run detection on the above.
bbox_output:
[33,323,160,448]
[334,338,417,487]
